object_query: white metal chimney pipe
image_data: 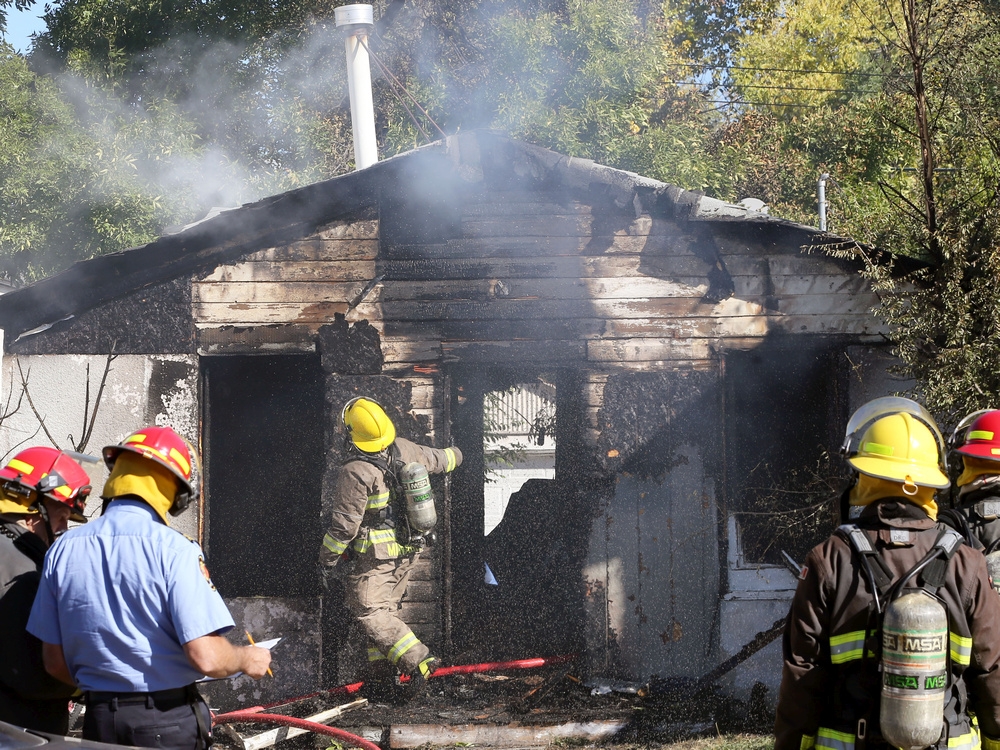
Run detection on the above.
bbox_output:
[818,172,830,231]
[335,4,378,170]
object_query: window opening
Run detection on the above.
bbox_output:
[483,380,556,535]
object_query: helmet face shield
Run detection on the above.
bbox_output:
[954,410,1000,462]
[0,447,91,521]
[842,397,945,459]
[842,397,949,489]
[102,426,199,518]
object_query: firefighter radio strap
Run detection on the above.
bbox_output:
[836,523,964,750]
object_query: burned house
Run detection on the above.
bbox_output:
[0,130,900,710]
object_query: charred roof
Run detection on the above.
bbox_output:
[0,130,856,343]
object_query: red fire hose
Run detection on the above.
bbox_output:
[212,653,578,747]
[401,653,578,682]
[212,711,380,750]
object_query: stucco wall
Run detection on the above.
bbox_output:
[0,353,200,538]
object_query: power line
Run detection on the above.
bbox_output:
[666,79,880,94]
[667,61,891,78]
[701,99,828,109]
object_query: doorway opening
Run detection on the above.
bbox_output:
[483,380,557,535]
[202,354,324,597]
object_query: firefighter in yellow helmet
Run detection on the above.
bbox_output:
[320,397,462,703]
[775,397,1000,750]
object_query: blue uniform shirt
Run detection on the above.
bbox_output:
[27,499,235,692]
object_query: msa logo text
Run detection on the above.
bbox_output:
[883,634,945,653]
[884,673,947,690]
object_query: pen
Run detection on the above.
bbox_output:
[245,630,273,677]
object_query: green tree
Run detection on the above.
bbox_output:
[0,43,230,279]
[847,0,1000,422]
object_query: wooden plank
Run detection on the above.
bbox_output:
[377,255,664,281]
[241,699,368,750]
[361,293,878,322]
[386,339,587,364]
[406,558,437,581]
[192,302,355,325]
[379,340,442,363]
[399,601,439,623]
[388,720,629,749]
[402,380,437,410]
[461,214,692,239]
[313,220,379,240]
[194,282,366,305]
[379,277,707,301]
[382,234,699,261]
[193,275,872,309]
[462,200,592,217]
[198,261,376,283]
[382,318,611,340]
[587,338,714,362]
[402,580,436,600]
[361,298,720,321]
[378,276,871,302]
[461,215,596,238]
[248,239,379,262]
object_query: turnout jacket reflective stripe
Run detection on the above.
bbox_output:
[774,498,1000,750]
[321,437,461,564]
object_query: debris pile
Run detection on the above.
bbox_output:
[210,662,774,749]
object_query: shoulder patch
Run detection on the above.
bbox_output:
[198,555,217,590]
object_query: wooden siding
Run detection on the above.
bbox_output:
[192,191,883,438]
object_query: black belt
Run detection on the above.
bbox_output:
[85,685,192,709]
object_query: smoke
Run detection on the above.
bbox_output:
[3,0,659,278]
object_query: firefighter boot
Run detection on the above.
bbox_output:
[401,656,440,703]
[359,658,400,704]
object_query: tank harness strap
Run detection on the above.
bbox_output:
[938,508,976,548]
[920,528,963,591]
[348,445,405,531]
[837,525,893,602]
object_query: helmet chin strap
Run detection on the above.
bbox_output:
[32,496,58,544]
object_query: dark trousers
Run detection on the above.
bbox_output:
[83,687,212,750]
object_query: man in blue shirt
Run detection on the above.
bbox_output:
[28,426,271,749]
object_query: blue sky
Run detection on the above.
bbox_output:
[4,4,46,53]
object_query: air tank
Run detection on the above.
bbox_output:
[986,551,1000,595]
[880,591,947,750]
[400,462,437,533]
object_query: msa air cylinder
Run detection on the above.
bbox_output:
[880,591,948,750]
[401,462,437,533]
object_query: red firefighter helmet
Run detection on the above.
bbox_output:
[103,426,198,515]
[0,447,91,522]
[953,410,1000,462]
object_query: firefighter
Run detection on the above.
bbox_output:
[320,397,462,702]
[0,447,90,734]
[941,409,1000,553]
[27,426,271,749]
[774,397,1000,750]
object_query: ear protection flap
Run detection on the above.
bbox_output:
[169,437,202,517]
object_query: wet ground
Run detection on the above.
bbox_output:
[211,663,775,749]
